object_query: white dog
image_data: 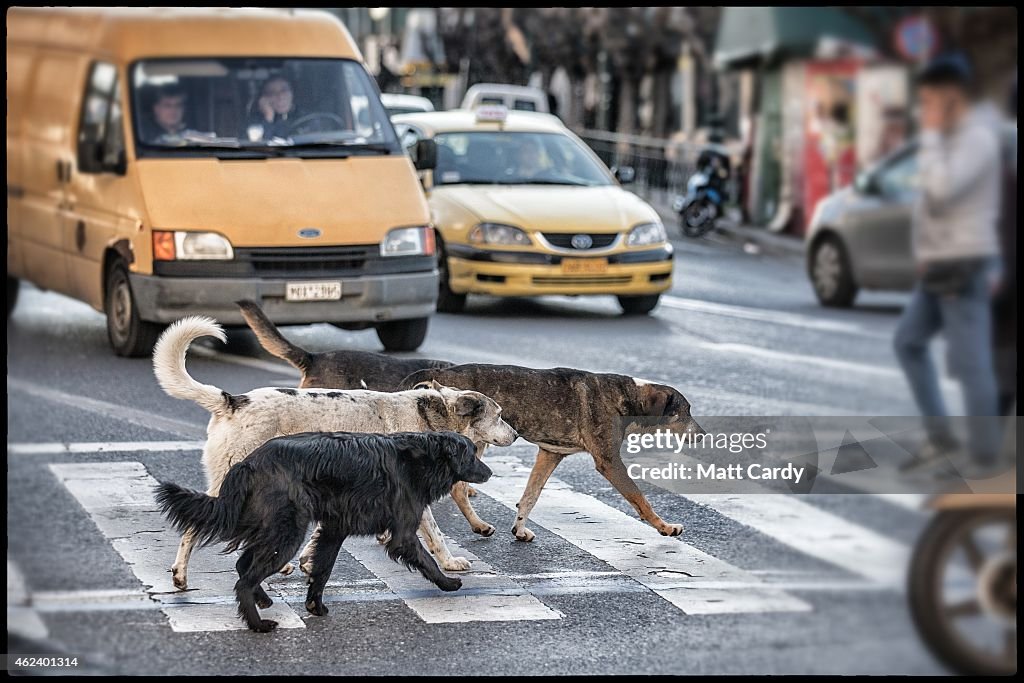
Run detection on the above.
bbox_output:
[152,316,517,591]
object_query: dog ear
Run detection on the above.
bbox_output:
[454,394,484,418]
[413,379,444,392]
[639,384,670,416]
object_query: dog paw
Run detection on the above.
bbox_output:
[279,562,294,576]
[442,556,471,572]
[466,486,479,497]
[256,595,274,609]
[659,523,684,537]
[512,527,536,543]
[171,568,188,591]
[376,531,392,546]
[473,522,496,537]
[305,599,329,616]
[252,619,278,633]
[436,577,462,592]
[299,558,314,576]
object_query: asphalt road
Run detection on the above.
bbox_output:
[6,234,952,675]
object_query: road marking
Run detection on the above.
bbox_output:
[683,494,910,586]
[477,455,811,615]
[660,295,889,339]
[189,344,301,378]
[7,558,49,640]
[9,441,205,455]
[341,536,561,623]
[48,461,305,632]
[8,378,205,438]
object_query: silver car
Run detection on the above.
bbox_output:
[806,126,1015,307]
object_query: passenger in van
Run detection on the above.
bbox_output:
[245,75,304,141]
[142,84,189,143]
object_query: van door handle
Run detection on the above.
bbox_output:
[56,160,73,183]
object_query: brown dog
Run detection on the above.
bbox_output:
[237,299,453,391]
[400,365,704,542]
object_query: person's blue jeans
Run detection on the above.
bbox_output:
[893,260,1001,463]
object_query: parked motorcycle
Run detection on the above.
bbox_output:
[908,471,1016,675]
[674,142,730,238]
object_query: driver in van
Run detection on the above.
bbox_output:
[246,75,303,141]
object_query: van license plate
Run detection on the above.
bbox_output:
[285,282,342,301]
[561,258,608,275]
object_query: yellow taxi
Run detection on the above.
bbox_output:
[392,107,673,314]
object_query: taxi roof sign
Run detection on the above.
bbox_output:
[475,104,509,123]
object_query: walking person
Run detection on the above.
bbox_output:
[894,54,1005,475]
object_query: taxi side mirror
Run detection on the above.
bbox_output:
[413,139,437,171]
[612,165,635,185]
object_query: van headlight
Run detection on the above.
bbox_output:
[381,226,435,257]
[627,222,666,246]
[153,231,234,260]
[468,222,531,247]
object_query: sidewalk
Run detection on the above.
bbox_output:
[648,197,804,259]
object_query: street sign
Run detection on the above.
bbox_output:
[894,15,939,62]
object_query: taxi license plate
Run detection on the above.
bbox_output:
[285,282,342,301]
[561,258,608,275]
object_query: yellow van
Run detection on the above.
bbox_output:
[6,7,437,356]
[392,108,673,315]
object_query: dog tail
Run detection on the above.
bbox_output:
[155,464,253,548]
[236,299,310,372]
[152,316,230,416]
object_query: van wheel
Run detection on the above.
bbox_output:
[436,242,466,313]
[618,294,660,316]
[105,261,162,357]
[7,277,19,317]
[810,235,858,307]
[376,317,429,352]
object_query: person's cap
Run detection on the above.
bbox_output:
[915,52,974,89]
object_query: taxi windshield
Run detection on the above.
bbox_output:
[432,132,613,187]
[131,57,400,157]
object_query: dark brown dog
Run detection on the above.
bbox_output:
[237,299,453,390]
[400,365,704,542]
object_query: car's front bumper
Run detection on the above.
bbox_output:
[446,244,673,296]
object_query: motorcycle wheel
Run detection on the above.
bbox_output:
[908,509,1017,676]
[681,200,715,238]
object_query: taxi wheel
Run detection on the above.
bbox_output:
[105,261,162,357]
[436,243,466,314]
[7,276,19,317]
[376,316,429,352]
[617,294,661,316]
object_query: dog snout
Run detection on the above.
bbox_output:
[687,418,707,436]
[470,461,492,484]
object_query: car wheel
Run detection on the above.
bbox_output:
[617,294,661,316]
[376,316,429,352]
[105,260,162,357]
[7,276,19,317]
[811,235,858,307]
[436,241,466,314]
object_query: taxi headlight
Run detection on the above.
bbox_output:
[627,222,666,246]
[468,223,531,247]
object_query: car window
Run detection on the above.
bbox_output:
[876,153,918,198]
[78,61,123,173]
[513,99,537,112]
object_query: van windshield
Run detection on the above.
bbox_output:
[131,58,400,157]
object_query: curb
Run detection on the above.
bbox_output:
[650,200,804,259]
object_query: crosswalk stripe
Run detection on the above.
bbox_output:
[48,461,306,632]
[476,455,811,615]
[341,536,562,623]
[10,441,205,455]
[682,494,910,586]
[7,558,49,640]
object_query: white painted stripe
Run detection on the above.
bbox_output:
[683,494,910,586]
[189,345,301,378]
[9,441,205,455]
[698,341,903,379]
[7,559,49,640]
[661,295,888,339]
[48,461,305,632]
[477,455,810,615]
[341,536,561,623]
[7,378,206,438]
[869,493,927,511]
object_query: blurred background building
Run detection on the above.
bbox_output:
[319,7,1016,236]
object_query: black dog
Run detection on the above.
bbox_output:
[155,431,491,633]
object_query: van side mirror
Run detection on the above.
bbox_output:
[413,139,437,171]
[108,149,127,176]
[612,165,635,185]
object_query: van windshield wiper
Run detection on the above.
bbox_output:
[281,141,395,156]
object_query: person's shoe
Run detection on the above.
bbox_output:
[899,438,961,475]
